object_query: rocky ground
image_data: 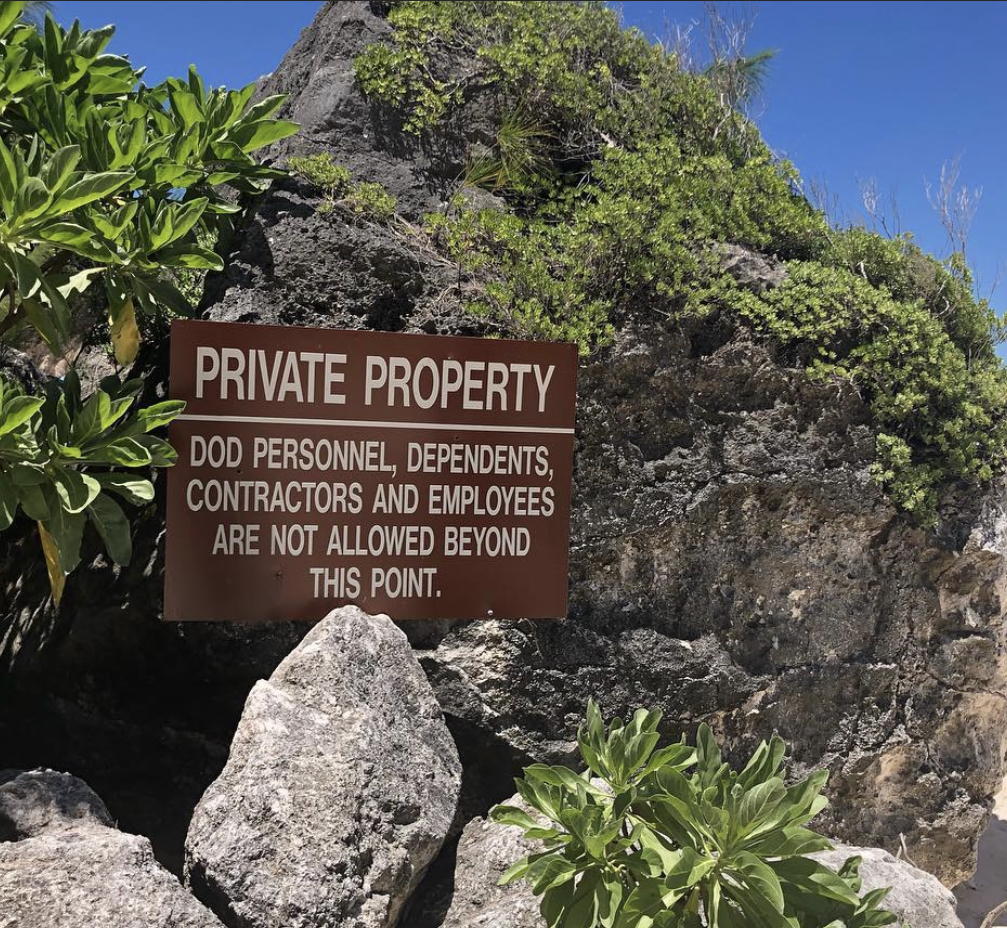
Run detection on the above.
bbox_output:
[0,608,973,928]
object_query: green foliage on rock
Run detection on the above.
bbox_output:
[493,700,898,928]
[357,0,1007,521]
[288,152,396,220]
[0,2,297,599]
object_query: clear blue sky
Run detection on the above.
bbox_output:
[55,1,1007,320]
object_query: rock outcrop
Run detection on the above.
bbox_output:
[418,319,1007,884]
[0,769,223,928]
[812,845,965,928]
[0,0,1004,891]
[185,607,461,928]
[437,803,965,928]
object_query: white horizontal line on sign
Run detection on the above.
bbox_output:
[176,413,576,435]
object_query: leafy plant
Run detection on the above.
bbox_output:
[0,370,180,603]
[0,3,298,600]
[463,109,554,194]
[288,152,397,220]
[492,701,898,928]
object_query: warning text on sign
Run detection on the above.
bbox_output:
[164,321,577,623]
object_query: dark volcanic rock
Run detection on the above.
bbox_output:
[419,321,1007,884]
[255,0,487,219]
[0,0,1004,893]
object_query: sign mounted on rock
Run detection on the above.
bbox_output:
[164,320,577,622]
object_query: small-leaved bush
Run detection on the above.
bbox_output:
[0,3,297,599]
[356,0,1007,522]
[288,152,396,220]
[492,701,898,928]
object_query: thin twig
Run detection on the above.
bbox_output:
[981,899,1007,928]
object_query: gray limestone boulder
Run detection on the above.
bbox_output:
[184,606,462,928]
[0,768,114,839]
[812,845,965,928]
[0,770,222,928]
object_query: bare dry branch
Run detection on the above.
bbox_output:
[926,156,982,258]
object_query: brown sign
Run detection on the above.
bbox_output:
[163,320,577,622]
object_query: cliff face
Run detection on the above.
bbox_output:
[1,0,1005,890]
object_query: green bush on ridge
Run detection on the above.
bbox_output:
[356,0,1007,523]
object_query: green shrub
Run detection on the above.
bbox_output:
[288,154,352,201]
[493,701,898,928]
[0,2,297,599]
[360,1,1007,521]
[288,153,396,221]
[0,372,179,603]
[346,181,397,221]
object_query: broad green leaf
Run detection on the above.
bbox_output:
[492,804,543,832]
[154,244,224,270]
[42,145,81,194]
[637,825,681,874]
[229,118,299,153]
[637,743,696,779]
[136,434,177,466]
[10,465,46,487]
[14,176,51,223]
[526,764,605,796]
[527,854,578,895]
[240,94,286,123]
[499,853,539,886]
[0,2,25,38]
[36,222,117,262]
[72,390,111,444]
[134,275,194,317]
[88,493,131,565]
[747,825,833,857]
[735,778,787,837]
[541,878,577,928]
[56,171,133,211]
[769,856,861,907]
[564,870,602,928]
[92,473,154,506]
[153,196,207,249]
[42,492,86,575]
[664,847,717,900]
[720,880,795,928]
[731,851,786,913]
[0,138,16,209]
[52,467,101,514]
[22,294,69,352]
[599,874,624,928]
[86,437,152,467]
[0,395,43,435]
[168,87,203,127]
[17,482,50,520]
[56,267,104,300]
